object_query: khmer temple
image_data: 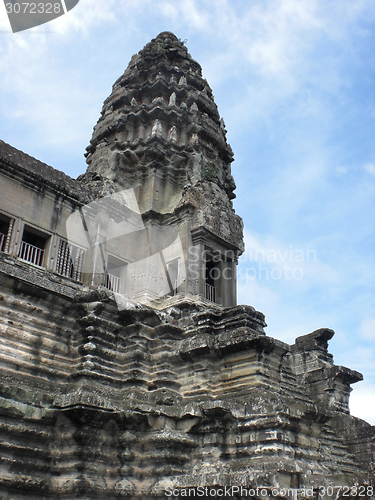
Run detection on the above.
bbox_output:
[0,32,373,499]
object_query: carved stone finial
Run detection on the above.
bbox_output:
[169,92,176,106]
[167,125,178,142]
[190,102,198,113]
[152,96,164,106]
[151,119,163,137]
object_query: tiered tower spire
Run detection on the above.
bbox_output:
[80,32,244,307]
[83,32,236,200]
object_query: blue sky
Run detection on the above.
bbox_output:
[0,0,374,423]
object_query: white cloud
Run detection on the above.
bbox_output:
[336,345,375,383]
[240,230,338,287]
[159,2,179,21]
[0,0,132,167]
[53,0,117,36]
[0,2,11,31]
[238,279,279,311]
[0,0,117,37]
[350,382,375,425]
[360,318,375,341]
[180,0,210,30]
[334,166,348,176]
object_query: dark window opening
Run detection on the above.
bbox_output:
[167,258,179,296]
[19,226,48,267]
[205,259,219,303]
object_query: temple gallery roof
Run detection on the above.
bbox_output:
[0,139,85,201]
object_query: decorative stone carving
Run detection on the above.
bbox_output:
[190,133,199,144]
[187,277,199,294]
[152,96,164,106]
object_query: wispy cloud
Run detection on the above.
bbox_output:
[240,229,338,286]
[237,279,280,315]
[364,162,375,175]
[350,382,375,425]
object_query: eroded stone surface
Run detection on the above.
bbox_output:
[0,276,373,498]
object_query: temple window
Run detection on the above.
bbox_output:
[205,258,220,303]
[105,255,127,294]
[18,226,49,267]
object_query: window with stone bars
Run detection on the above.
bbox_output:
[19,226,49,267]
[55,239,84,282]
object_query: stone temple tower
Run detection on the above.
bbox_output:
[0,32,373,499]
[80,31,243,308]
